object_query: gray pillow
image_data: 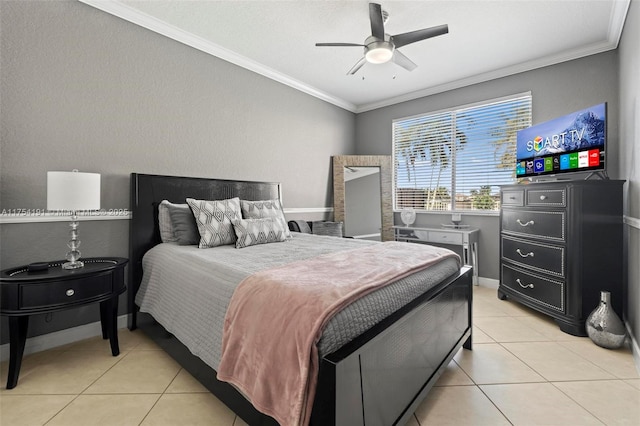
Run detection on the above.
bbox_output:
[165,202,200,245]
[158,200,199,244]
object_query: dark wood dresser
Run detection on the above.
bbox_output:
[498,180,624,336]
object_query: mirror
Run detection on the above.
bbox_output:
[333,155,393,241]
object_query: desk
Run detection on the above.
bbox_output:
[0,257,128,389]
[393,226,479,285]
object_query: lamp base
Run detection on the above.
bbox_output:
[62,260,84,270]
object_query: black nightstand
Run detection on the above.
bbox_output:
[0,257,128,389]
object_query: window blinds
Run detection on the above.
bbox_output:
[393,93,532,212]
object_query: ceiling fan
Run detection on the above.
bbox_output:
[315,3,448,75]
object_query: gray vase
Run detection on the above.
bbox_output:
[585,291,626,349]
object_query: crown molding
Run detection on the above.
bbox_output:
[352,0,631,113]
[355,39,621,113]
[79,0,630,115]
[78,0,357,112]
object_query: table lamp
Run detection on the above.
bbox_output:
[47,170,101,269]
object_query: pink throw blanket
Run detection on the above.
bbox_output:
[216,242,459,426]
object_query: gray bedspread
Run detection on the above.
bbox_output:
[135,233,460,371]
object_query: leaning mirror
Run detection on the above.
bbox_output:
[332,155,393,241]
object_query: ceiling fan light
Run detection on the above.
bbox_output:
[365,46,393,64]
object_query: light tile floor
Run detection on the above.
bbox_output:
[1,286,639,425]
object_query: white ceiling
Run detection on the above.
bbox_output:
[80,0,630,113]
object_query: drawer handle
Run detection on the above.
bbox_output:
[516,279,534,289]
[516,248,534,258]
[516,219,535,227]
[540,195,547,200]
[509,196,516,200]
[66,289,75,297]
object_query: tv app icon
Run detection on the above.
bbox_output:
[553,156,560,170]
[560,154,570,170]
[534,158,545,173]
[544,157,553,172]
[526,160,534,173]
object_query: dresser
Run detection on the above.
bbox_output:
[499,180,624,336]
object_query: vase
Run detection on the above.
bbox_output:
[585,291,626,349]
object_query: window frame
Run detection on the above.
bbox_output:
[392,92,532,215]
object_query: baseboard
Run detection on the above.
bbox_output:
[0,315,129,362]
[625,320,640,375]
[478,277,499,289]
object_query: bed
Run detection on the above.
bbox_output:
[128,173,473,426]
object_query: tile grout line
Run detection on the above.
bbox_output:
[134,366,185,426]
[479,300,627,425]
[548,380,610,425]
[38,348,134,425]
[452,355,515,425]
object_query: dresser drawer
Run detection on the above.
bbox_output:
[501,209,565,241]
[527,188,566,207]
[501,264,564,312]
[501,189,524,207]
[20,273,113,309]
[501,236,564,277]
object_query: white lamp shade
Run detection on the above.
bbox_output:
[47,171,101,211]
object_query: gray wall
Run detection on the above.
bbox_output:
[0,0,354,342]
[617,0,639,359]
[355,51,620,281]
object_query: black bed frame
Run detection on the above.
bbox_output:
[128,173,473,426]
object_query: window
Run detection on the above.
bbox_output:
[393,93,532,212]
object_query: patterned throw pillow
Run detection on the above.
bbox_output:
[186,197,242,248]
[240,199,291,238]
[233,217,287,249]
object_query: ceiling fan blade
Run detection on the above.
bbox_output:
[347,57,367,75]
[315,43,365,47]
[369,3,385,40]
[392,24,449,48]
[392,50,417,72]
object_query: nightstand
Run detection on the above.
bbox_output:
[0,257,128,389]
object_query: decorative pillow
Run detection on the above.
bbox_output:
[233,217,287,249]
[158,200,199,244]
[186,197,242,248]
[240,199,291,238]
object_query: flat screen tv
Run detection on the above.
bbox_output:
[516,102,606,179]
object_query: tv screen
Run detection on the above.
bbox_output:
[516,103,606,179]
